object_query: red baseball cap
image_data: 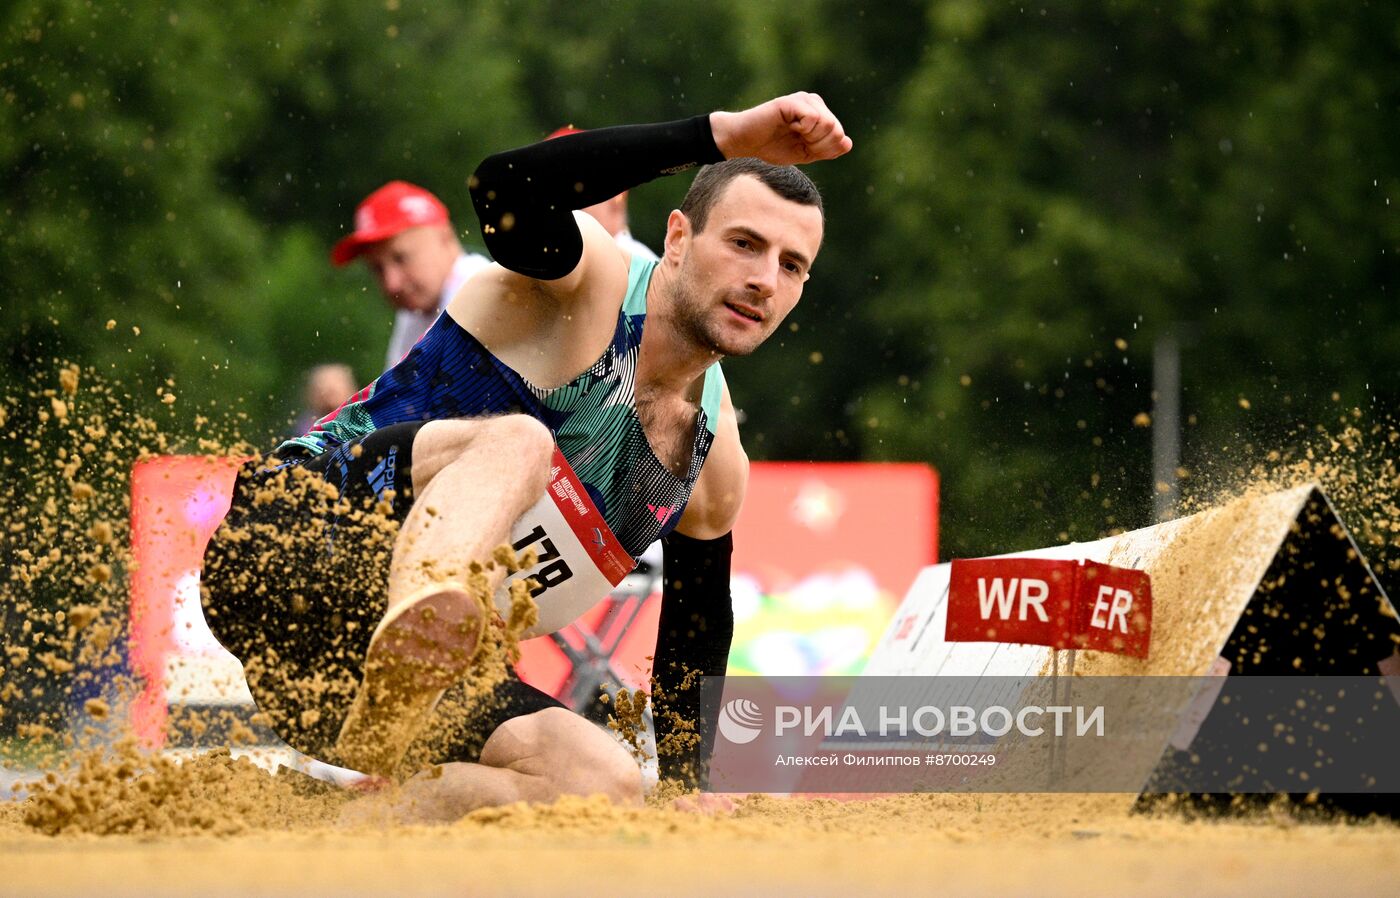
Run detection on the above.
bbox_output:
[330,181,450,266]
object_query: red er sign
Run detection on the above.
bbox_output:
[946,558,1152,659]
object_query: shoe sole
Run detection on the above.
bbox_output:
[362,581,484,693]
[333,582,484,775]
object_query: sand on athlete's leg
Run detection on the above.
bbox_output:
[340,707,645,825]
[334,416,554,777]
[334,580,485,777]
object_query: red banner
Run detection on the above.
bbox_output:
[946,558,1077,648]
[946,558,1152,659]
[1074,561,1152,658]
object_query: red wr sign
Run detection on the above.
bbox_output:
[946,558,1152,659]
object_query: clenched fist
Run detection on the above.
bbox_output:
[709,92,853,165]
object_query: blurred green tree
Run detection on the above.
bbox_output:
[865,0,1399,556]
[1,0,1395,569]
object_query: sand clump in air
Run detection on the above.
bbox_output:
[1,362,159,748]
[1178,410,1400,589]
[0,361,299,834]
[0,359,548,832]
[1058,410,1400,679]
[5,356,661,840]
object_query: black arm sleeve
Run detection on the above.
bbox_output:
[469,115,723,280]
[652,530,734,790]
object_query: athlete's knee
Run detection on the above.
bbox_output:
[475,416,553,498]
[425,415,552,465]
[413,415,554,491]
[484,708,643,806]
[477,414,553,465]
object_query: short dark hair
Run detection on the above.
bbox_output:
[679,158,824,234]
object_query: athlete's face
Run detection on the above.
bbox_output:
[668,175,824,357]
[362,225,459,314]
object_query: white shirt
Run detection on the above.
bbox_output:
[613,229,658,263]
[384,251,492,370]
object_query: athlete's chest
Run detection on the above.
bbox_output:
[635,392,698,478]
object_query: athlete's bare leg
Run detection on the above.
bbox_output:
[340,707,644,825]
[335,415,554,776]
[392,414,556,604]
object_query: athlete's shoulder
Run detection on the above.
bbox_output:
[574,212,633,301]
[451,213,629,313]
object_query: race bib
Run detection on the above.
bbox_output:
[495,448,635,636]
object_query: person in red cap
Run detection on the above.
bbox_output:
[548,126,659,264]
[331,181,492,370]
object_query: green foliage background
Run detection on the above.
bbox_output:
[3,0,1396,559]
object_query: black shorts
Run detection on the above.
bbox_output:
[200,421,564,767]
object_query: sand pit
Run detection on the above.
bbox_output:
[2,364,1397,896]
[0,788,1396,897]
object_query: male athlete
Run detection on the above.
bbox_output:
[201,91,850,820]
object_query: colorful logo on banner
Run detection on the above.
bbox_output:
[725,465,939,677]
[728,567,896,677]
[946,558,1153,658]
